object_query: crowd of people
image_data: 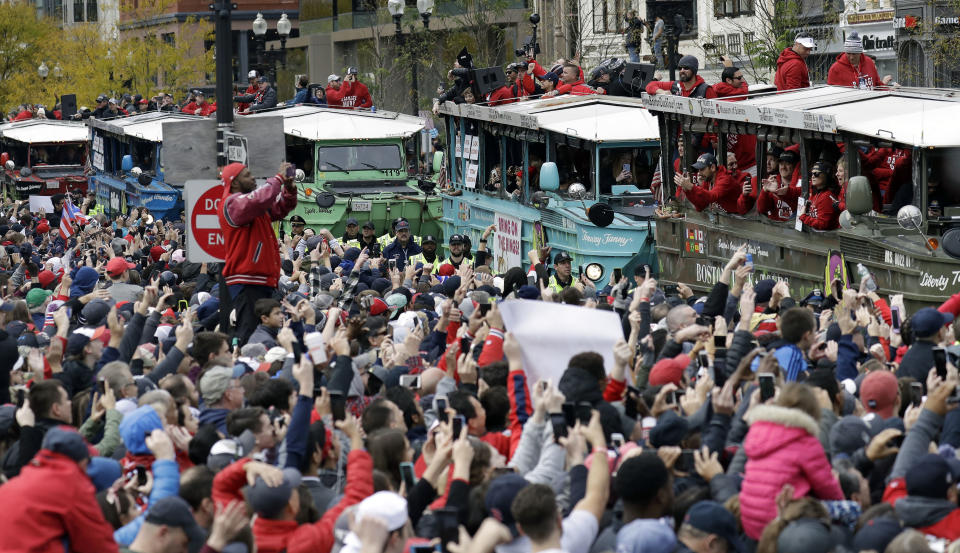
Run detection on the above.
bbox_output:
[0,152,957,553]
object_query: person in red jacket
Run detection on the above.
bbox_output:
[756,148,802,221]
[775,35,814,91]
[798,160,840,230]
[212,415,372,553]
[0,427,119,553]
[486,84,515,106]
[827,32,891,89]
[712,64,757,173]
[325,74,345,108]
[675,153,741,214]
[218,161,297,347]
[339,67,374,109]
[544,63,602,97]
[237,70,258,113]
[181,92,216,116]
[646,55,717,98]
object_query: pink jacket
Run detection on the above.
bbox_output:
[739,405,843,539]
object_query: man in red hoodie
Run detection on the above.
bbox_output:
[217,161,297,347]
[212,416,372,553]
[339,67,374,109]
[646,55,716,98]
[775,35,814,91]
[827,32,891,88]
[675,153,741,213]
[711,63,757,173]
[542,63,602,97]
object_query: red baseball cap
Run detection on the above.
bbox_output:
[648,354,691,387]
[106,257,136,278]
[861,370,899,419]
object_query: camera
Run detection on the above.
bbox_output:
[450,67,472,79]
[514,35,541,57]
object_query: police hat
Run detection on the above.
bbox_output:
[422,235,438,245]
[554,251,573,264]
[391,217,408,229]
[345,217,359,226]
[362,221,376,230]
[448,234,465,245]
[289,215,306,224]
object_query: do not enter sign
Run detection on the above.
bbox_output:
[185,180,226,263]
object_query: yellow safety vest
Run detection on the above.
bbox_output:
[409,253,441,274]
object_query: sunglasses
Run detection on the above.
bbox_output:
[810,171,823,177]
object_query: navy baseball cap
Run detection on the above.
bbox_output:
[910,307,953,339]
[485,473,529,537]
[906,453,956,499]
[691,153,717,171]
[345,217,359,226]
[144,496,205,549]
[683,501,745,553]
[852,517,903,553]
[776,518,835,553]
[246,467,302,518]
[362,221,375,230]
[779,150,800,164]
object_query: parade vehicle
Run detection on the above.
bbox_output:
[436,95,659,280]
[244,105,443,239]
[86,112,204,220]
[0,120,90,199]
[643,85,960,307]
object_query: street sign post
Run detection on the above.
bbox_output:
[185,180,226,263]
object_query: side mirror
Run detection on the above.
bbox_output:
[896,205,922,231]
[845,175,873,216]
[137,173,152,187]
[20,167,31,177]
[295,168,305,183]
[121,154,134,172]
[567,182,587,200]
[432,151,443,173]
[417,176,436,195]
[4,160,13,171]
[838,210,854,229]
[315,192,336,209]
[131,167,143,176]
[539,162,559,192]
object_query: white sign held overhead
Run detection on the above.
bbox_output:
[493,213,522,274]
[28,195,54,214]
[498,300,621,386]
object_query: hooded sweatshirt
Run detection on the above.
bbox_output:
[774,47,810,91]
[645,74,717,98]
[894,496,960,540]
[827,53,881,89]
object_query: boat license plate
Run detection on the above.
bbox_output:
[352,200,372,212]
[46,180,59,189]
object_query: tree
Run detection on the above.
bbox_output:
[0,2,57,109]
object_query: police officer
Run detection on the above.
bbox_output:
[358,221,381,257]
[381,220,422,271]
[342,217,361,248]
[379,217,421,250]
[547,251,575,293]
[439,234,469,271]
[289,214,307,238]
[409,235,441,273]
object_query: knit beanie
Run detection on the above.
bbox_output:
[844,32,863,54]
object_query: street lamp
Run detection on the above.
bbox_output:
[276,13,291,69]
[389,0,433,116]
[252,12,268,37]
[52,63,62,79]
[38,62,49,79]
[251,12,290,84]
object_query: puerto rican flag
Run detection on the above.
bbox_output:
[59,197,89,240]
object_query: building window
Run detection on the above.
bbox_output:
[739,0,755,15]
[716,0,754,17]
[713,34,726,54]
[727,33,742,54]
[592,0,627,35]
[86,0,97,22]
[163,33,175,45]
[73,0,83,21]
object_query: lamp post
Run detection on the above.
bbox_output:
[252,11,268,79]
[251,12,290,85]
[388,0,434,116]
[38,62,49,79]
[276,13,291,69]
[53,63,62,79]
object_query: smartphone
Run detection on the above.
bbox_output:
[329,391,346,422]
[389,258,397,271]
[96,379,106,397]
[664,284,678,296]
[677,449,696,472]
[399,461,416,490]
[410,546,436,553]
[478,303,492,316]
[625,385,641,419]
[285,164,296,178]
[561,402,577,428]
[435,396,448,423]
[576,402,593,425]
[759,373,776,402]
[613,268,623,282]
[399,375,421,389]
[452,415,466,438]
[622,163,631,173]
[714,334,726,349]
[136,466,147,486]
[744,253,754,272]
[713,365,728,389]
[891,306,901,334]
[435,507,459,553]
[934,347,948,379]
[697,351,710,369]
[550,412,568,442]
[15,387,25,408]
[611,432,625,449]
[911,382,924,407]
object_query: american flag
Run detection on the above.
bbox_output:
[58,197,88,240]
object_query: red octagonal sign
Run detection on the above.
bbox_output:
[188,182,226,262]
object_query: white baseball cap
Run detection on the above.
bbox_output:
[247,70,258,79]
[327,74,341,82]
[795,34,816,49]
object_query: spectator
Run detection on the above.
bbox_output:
[775,35,815,91]
[645,55,716,98]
